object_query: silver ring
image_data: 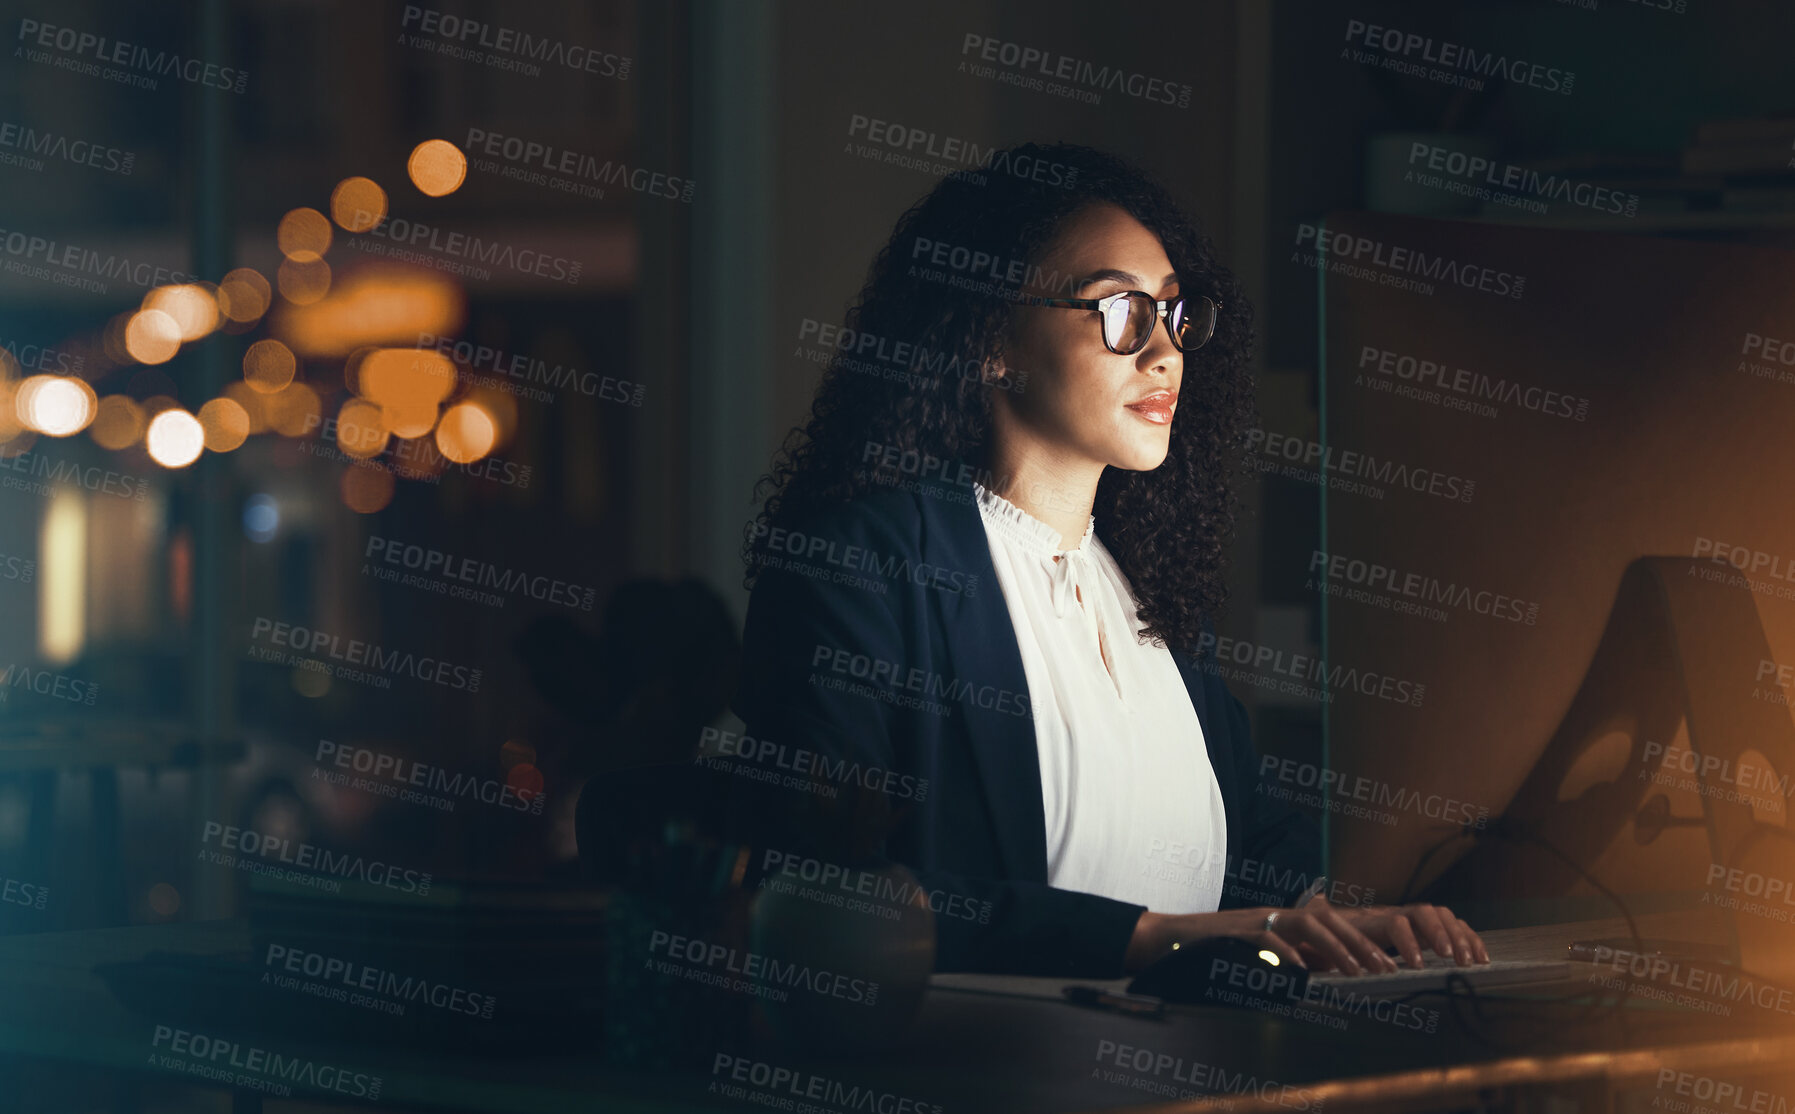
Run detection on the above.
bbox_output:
[1264,911,1280,933]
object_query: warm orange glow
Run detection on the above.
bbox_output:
[507,763,545,803]
[0,378,25,445]
[146,409,205,467]
[273,269,464,359]
[434,402,496,462]
[358,348,456,410]
[335,398,390,460]
[277,207,333,262]
[265,381,322,437]
[390,436,446,482]
[341,462,396,513]
[125,310,182,364]
[243,338,297,394]
[222,382,269,434]
[407,139,467,197]
[466,385,517,446]
[198,397,251,452]
[382,401,438,439]
[140,394,182,417]
[16,375,97,436]
[144,284,220,341]
[277,257,332,305]
[217,268,272,323]
[90,395,147,449]
[331,177,388,232]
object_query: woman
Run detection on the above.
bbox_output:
[734,142,1486,978]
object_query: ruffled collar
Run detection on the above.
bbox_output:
[973,482,1095,558]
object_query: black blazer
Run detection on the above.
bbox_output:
[732,468,1319,977]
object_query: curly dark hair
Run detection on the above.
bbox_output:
[744,142,1257,655]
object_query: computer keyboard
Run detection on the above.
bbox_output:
[1306,954,1572,998]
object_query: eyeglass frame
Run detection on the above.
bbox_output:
[1014,290,1222,355]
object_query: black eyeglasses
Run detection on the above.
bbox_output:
[1016,291,1221,355]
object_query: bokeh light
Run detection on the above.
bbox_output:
[330,176,388,232]
[90,395,147,449]
[144,284,220,342]
[335,398,390,460]
[17,376,97,436]
[265,381,322,437]
[277,207,333,262]
[223,382,270,434]
[243,338,297,393]
[243,493,280,542]
[407,139,467,197]
[217,268,272,323]
[275,269,464,358]
[124,310,182,364]
[146,409,205,468]
[358,348,456,409]
[434,401,496,463]
[198,397,251,451]
[277,257,332,305]
[340,462,396,513]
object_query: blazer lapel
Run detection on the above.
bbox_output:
[917,478,1051,884]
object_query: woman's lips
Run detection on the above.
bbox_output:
[1125,395,1176,424]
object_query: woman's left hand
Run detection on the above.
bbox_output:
[1316,900,1489,969]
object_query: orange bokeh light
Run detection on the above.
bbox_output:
[277,257,332,305]
[16,375,96,436]
[274,269,464,359]
[243,338,297,394]
[407,139,467,197]
[330,177,388,233]
[358,348,456,410]
[335,398,390,460]
[125,310,182,364]
[265,381,322,437]
[277,207,333,262]
[217,268,272,323]
[341,462,396,513]
[144,284,221,342]
[434,402,496,463]
[198,397,251,452]
[90,395,146,449]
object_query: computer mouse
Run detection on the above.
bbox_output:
[1126,935,1310,1007]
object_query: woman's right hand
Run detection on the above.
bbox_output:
[1125,902,1401,975]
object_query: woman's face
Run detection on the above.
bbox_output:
[994,202,1185,474]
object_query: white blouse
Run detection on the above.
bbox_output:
[973,481,1229,914]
